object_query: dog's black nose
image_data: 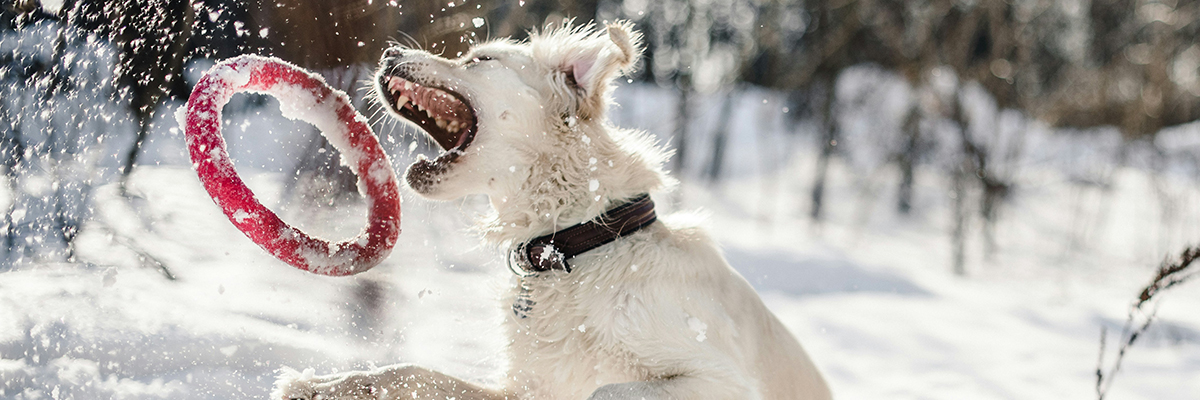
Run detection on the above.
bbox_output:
[381,47,403,60]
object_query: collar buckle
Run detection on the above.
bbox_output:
[508,241,570,277]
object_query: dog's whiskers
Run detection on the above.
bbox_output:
[384,32,425,52]
[396,32,422,50]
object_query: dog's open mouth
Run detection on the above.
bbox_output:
[379,74,477,156]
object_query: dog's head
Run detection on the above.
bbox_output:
[374,21,649,202]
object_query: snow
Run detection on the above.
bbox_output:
[2,168,506,399]
[4,76,1200,399]
[686,315,708,342]
[5,165,1198,398]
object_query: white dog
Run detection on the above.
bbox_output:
[273,21,830,400]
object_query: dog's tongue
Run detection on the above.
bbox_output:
[388,77,471,124]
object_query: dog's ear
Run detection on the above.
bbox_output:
[560,21,642,118]
[567,22,639,93]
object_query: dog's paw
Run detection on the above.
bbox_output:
[587,382,663,400]
[271,367,377,400]
[271,367,325,400]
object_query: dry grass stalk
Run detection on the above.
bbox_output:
[1096,246,1200,399]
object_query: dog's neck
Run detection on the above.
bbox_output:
[479,118,667,245]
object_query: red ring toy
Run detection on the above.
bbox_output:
[183,55,401,276]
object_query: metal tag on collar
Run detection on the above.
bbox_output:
[507,242,538,277]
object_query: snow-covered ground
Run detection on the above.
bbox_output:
[4,81,1200,399]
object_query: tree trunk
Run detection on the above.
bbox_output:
[672,75,692,175]
[811,76,837,221]
[897,104,920,214]
[952,158,969,276]
[949,87,980,275]
[706,88,738,182]
[119,114,151,191]
[112,0,193,186]
[1,97,23,267]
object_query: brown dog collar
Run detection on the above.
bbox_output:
[508,194,657,276]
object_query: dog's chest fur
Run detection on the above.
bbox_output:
[501,229,672,399]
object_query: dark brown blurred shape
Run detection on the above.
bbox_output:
[255,0,400,69]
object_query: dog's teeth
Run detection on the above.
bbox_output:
[448,121,459,132]
[395,95,409,108]
[436,117,447,129]
[404,81,413,90]
[426,109,435,118]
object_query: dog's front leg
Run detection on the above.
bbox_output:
[272,364,510,400]
[586,381,664,400]
[586,375,760,400]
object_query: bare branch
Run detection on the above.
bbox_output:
[1096,245,1199,399]
[1136,247,1200,309]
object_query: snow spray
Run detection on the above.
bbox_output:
[181,55,401,276]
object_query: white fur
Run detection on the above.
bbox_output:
[273,21,831,400]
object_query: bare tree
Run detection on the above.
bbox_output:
[2,1,123,264]
[705,85,740,182]
[896,105,921,214]
[617,0,761,179]
[91,0,194,189]
[250,1,399,206]
[673,74,692,174]
[809,75,838,221]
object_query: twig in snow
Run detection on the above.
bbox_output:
[95,225,177,281]
[1135,247,1200,309]
[1096,246,1200,399]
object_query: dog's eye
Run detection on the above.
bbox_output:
[468,55,495,65]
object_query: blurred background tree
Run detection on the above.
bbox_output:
[4,0,1200,276]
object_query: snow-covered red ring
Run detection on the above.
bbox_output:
[183,55,401,276]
